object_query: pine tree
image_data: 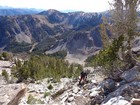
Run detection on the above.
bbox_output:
[111,0,139,64]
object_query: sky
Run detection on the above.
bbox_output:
[0,0,112,12]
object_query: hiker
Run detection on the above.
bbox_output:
[79,70,87,85]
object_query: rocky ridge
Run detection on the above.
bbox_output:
[1,61,140,105]
[0,9,103,54]
[0,6,42,16]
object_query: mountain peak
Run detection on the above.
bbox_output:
[47,9,60,13]
[39,9,61,15]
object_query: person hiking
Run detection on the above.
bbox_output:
[79,70,87,85]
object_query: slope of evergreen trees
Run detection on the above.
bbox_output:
[12,55,82,82]
[87,35,124,75]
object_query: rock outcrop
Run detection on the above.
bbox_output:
[121,66,140,82]
[100,65,140,105]
[1,62,140,105]
[8,88,26,105]
[0,83,26,105]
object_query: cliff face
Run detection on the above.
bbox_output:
[0,9,103,54]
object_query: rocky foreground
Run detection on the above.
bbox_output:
[1,61,140,105]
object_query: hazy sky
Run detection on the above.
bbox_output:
[0,0,112,12]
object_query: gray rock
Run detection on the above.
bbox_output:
[102,82,140,104]
[91,80,97,84]
[121,66,140,82]
[102,96,131,105]
[60,92,69,100]
[68,96,74,102]
[73,87,80,94]
[131,98,140,105]
[61,95,68,103]
[0,76,7,85]
[119,80,127,86]
[89,95,104,105]
[99,78,116,95]
[28,83,47,93]
[90,91,99,97]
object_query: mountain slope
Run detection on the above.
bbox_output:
[0,9,103,54]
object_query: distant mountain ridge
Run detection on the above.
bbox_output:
[0,7,43,16]
[0,9,103,54]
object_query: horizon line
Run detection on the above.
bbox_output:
[0,5,109,13]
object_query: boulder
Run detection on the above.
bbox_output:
[73,87,80,94]
[99,78,116,95]
[89,95,104,105]
[102,96,131,105]
[67,103,72,105]
[91,80,97,84]
[68,96,74,102]
[131,98,140,105]
[121,66,140,82]
[102,82,140,104]
[109,70,123,82]
[90,91,99,97]
[0,76,7,85]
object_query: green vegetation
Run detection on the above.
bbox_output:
[87,36,124,75]
[6,42,32,53]
[2,52,8,59]
[47,84,53,90]
[27,94,44,104]
[44,92,50,98]
[33,37,56,52]
[2,70,9,82]
[47,50,67,59]
[12,55,82,82]
[0,52,13,61]
[86,0,139,75]
[86,55,95,65]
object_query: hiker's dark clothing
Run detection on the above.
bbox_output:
[79,71,87,84]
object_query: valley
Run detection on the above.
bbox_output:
[0,9,103,55]
[0,1,140,105]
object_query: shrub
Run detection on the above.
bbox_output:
[44,92,50,98]
[2,52,13,61]
[27,94,44,104]
[2,70,9,82]
[47,50,67,59]
[88,35,124,75]
[0,55,3,60]
[47,84,53,90]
